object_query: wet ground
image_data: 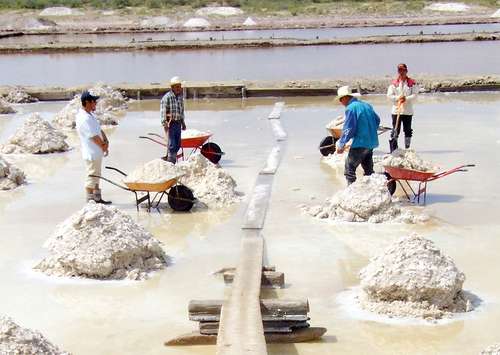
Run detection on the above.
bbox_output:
[0,92,499,354]
[0,40,499,86]
[2,23,499,45]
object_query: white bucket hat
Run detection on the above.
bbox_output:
[170,76,183,86]
[336,85,360,100]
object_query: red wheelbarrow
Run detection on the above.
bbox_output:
[140,132,224,164]
[384,164,475,205]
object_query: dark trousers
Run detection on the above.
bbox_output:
[167,121,182,164]
[344,148,374,184]
[391,114,413,138]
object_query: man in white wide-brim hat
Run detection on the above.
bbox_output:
[336,85,381,185]
[160,76,187,163]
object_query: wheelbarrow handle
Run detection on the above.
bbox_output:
[105,166,128,177]
[148,132,165,139]
[139,135,168,147]
[89,174,130,191]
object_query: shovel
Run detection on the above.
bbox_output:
[389,101,404,153]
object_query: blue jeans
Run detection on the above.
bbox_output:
[168,121,182,164]
[344,147,374,184]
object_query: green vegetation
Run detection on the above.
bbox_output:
[0,0,496,11]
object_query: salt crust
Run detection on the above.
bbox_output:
[0,113,69,154]
[183,18,211,27]
[358,234,473,320]
[482,344,500,355]
[0,156,26,190]
[374,149,438,172]
[53,84,128,130]
[0,98,16,114]
[304,174,427,223]
[0,316,69,355]
[34,202,168,280]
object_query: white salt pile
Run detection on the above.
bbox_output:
[375,149,437,172]
[0,156,26,190]
[34,202,168,280]
[424,2,470,12]
[243,17,257,26]
[305,174,426,223]
[0,113,69,154]
[0,316,69,355]
[124,159,183,184]
[195,6,244,16]
[181,128,209,139]
[358,234,473,320]
[183,18,211,28]
[39,6,83,16]
[177,154,239,208]
[0,98,16,114]
[53,84,128,130]
[140,16,172,28]
[3,87,38,104]
[492,9,500,18]
[321,152,346,168]
[482,344,500,355]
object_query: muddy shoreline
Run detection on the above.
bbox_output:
[1,76,498,101]
[0,31,498,54]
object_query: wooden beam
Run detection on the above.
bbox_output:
[200,320,310,335]
[165,327,327,346]
[189,299,309,318]
[223,271,285,288]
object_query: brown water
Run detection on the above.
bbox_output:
[1,41,499,86]
[0,93,499,354]
[2,23,499,45]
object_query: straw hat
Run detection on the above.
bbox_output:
[170,76,183,86]
[336,86,360,100]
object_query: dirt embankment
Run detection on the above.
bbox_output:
[0,6,498,35]
[0,31,498,54]
[1,75,498,101]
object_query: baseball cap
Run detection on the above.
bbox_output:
[81,90,100,105]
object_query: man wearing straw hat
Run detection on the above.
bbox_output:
[336,85,381,185]
[160,76,187,164]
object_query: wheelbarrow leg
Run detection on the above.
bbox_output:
[134,191,140,212]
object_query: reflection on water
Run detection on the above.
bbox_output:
[1,41,499,86]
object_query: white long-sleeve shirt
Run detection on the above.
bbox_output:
[387,78,418,115]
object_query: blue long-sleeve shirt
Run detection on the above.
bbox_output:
[338,97,380,150]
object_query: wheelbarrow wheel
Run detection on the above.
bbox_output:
[319,136,336,156]
[201,142,223,164]
[384,173,396,195]
[168,185,195,212]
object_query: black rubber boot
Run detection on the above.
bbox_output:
[94,189,112,205]
[405,137,411,149]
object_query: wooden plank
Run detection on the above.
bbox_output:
[269,119,287,141]
[241,175,273,230]
[200,321,310,335]
[268,102,285,119]
[216,233,267,355]
[190,314,309,323]
[189,299,309,318]
[212,266,275,275]
[260,146,282,175]
[165,327,327,346]
[223,271,285,288]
